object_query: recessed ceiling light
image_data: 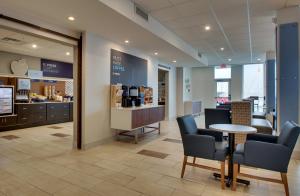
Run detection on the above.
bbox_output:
[124,40,129,44]
[257,58,261,61]
[220,47,224,51]
[32,44,37,48]
[154,52,158,55]
[68,16,75,21]
[66,52,70,56]
[228,58,232,62]
[173,60,177,63]
[204,25,211,31]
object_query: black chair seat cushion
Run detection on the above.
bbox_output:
[214,141,228,161]
[252,118,273,134]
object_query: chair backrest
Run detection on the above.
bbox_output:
[176,115,198,137]
[231,101,252,126]
[278,121,300,150]
[205,108,231,129]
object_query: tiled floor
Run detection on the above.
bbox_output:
[0,117,300,196]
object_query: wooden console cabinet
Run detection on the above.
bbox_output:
[111,105,165,143]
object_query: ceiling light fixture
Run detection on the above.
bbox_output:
[257,58,261,61]
[220,47,224,51]
[204,25,211,31]
[154,52,158,55]
[66,52,70,56]
[124,40,129,44]
[68,16,75,21]
[228,58,232,62]
[173,60,177,63]
[32,44,37,48]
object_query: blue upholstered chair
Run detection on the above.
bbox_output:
[232,121,300,196]
[177,115,228,189]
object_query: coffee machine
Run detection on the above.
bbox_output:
[130,86,141,107]
[121,85,132,107]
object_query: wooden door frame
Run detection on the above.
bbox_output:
[0,14,83,149]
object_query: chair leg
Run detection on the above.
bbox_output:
[232,163,239,191]
[281,173,289,196]
[181,156,188,178]
[193,157,196,164]
[220,161,225,189]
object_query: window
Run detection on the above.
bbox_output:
[214,67,231,79]
[243,64,265,111]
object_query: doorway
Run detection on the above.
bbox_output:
[0,21,81,150]
[158,68,169,119]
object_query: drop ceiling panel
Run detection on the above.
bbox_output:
[140,0,285,65]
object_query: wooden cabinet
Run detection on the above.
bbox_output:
[0,116,17,127]
[16,104,46,125]
[47,103,70,123]
[1,102,73,131]
[111,106,164,130]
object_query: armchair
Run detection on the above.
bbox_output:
[232,121,300,196]
[177,115,228,189]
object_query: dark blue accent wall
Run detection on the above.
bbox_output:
[266,59,276,112]
[110,49,148,86]
[279,22,299,127]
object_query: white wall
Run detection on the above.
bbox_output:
[176,67,192,116]
[191,67,216,109]
[82,32,176,148]
[231,65,243,101]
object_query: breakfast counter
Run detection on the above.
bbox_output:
[0,102,73,131]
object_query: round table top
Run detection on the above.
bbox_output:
[209,124,257,134]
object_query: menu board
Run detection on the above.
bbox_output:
[111,49,148,86]
[0,87,13,115]
[41,59,73,79]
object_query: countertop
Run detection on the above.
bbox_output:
[111,105,164,111]
[15,101,73,105]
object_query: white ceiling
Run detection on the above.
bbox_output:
[0,0,206,67]
[0,27,74,63]
[134,0,300,65]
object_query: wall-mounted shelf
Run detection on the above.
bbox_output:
[0,74,73,82]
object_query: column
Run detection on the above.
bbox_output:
[265,51,276,113]
[276,7,300,128]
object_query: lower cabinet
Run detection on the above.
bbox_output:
[47,103,70,123]
[131,106,165,129]
[0,102,73,131]
[0,116,17,128]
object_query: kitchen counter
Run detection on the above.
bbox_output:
[15,101,73,104]
[1,102,73,132]
[111,105,164,111]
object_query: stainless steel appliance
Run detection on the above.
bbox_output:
[0,85,14,116]
[16,78,30,102]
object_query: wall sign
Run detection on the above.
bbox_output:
[41,59,73,79]
[28,70,43,79]
[111,49,148,86]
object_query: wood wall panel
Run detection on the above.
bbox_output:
[31,80,66,95]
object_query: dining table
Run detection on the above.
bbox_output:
[209,124,257,187]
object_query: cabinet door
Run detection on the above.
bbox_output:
[0,116,17,127]
[148,108,158,124]
[132,109,148,129]
[31,113,46,123]
[17,115,31,125]
[157,107,165,121]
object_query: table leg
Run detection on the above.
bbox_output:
[227,133,235,187]
[213,133,250,187]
